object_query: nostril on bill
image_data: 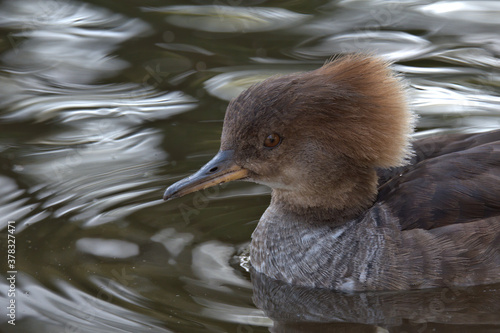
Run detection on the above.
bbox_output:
[209,167,218,173]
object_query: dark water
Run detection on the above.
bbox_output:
[0,0,499,332]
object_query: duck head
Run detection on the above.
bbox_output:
[164,55,414,221]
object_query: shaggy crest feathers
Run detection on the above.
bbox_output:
[315,54,415,167]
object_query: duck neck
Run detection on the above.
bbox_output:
[271,167,378,225]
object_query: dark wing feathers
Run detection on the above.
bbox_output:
[377,129,500,231]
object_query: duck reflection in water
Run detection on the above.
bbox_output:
[250,270,500,332]
[164,54,500,291]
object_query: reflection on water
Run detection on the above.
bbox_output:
[146,5,311,33]
[205,68,301,101]
[0,0,150,84]
[253,271,500,332]
[0,0,499,332]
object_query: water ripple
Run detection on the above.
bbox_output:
[417,1,500,24]
[16,128,169,224]
[144,5,311,33]
[0,83,195,123]
[295,31,433,61]
[0,0,151,85]
[76,238,140,258]
[0,273,173,333]
[205,69,298,101]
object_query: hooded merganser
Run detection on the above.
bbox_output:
[163,55,500,290]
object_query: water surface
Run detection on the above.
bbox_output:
[0,0,499,332]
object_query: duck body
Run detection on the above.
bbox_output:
[252,130,500,291]
[164,55,500,290]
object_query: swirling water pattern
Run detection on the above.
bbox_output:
[0,0,499,332]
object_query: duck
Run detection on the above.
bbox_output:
[163,54,500,291]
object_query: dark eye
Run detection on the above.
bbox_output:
[263,133,282,148]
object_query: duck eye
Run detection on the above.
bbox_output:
[263,133,282,149]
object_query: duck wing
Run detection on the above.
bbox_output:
[377,129,500,231]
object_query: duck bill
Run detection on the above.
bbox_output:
[163,150,248,201]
